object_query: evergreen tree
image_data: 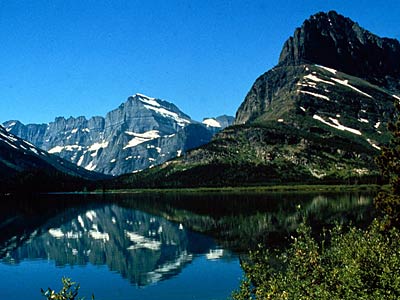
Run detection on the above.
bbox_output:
[375,100,400,227]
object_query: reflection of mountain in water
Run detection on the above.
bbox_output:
[0,190,376,286]
[0,201,226,286]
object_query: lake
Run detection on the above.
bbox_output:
[0,190,376,299]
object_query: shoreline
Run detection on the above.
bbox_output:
[2,184,387,196]
[77,183,386,195]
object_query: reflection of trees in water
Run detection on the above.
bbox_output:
[115,191,376,251]
[0,191,375,283]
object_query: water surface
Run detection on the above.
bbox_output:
[0,191,375,299]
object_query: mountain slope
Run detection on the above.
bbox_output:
[4,94,232,176]
[0,125,103,191]
[110,11,399,188]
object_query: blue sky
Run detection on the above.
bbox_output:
[1,1,399,124]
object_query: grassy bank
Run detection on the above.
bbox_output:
[89,183,386,195]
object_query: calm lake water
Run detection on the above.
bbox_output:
[0,190,376,299]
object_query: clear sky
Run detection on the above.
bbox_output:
[1,1,399,124]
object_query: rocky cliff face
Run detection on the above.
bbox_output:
[278,11,400,91]
[235,63,396,128]
[4,94,233,176]
[116,11,400,187]
[235,11,399,128]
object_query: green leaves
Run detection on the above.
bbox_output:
[232,220,400,300]
[41,277,94,300]
[374,100,400,226]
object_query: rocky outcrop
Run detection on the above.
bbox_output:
[278,11,400,90]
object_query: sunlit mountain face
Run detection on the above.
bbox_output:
[3,94,233,176]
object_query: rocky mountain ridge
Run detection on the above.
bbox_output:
[4,94,233,176]
[278,10,400,91]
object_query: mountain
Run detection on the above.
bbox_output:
[4,94,233,176]
[0,125,102,191]
[111,11,399,188]
[278,11,400,91]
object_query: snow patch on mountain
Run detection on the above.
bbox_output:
[299,90,331,101]
[0,127,46,156]
[5,122,16,132]
[367,138,381,150]
[123,130,160,149]
[143,105,191,127]
[303,74,336,85]
[49,145,83,154]
[316,65,338,75]
[330,78,372,98]
[202,118,221,128]
[85,161,97,171]
[77,155,85,167]
[313,114,362,135]
[88,141,109,152]
[136,93,161,107]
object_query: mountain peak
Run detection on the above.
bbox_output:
[278,11,400,89]
[4,92,221,176]
[134,92,155,99]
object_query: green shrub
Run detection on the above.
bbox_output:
[374,100,400,227]
[232,219,400,300]
[41,277,94,300]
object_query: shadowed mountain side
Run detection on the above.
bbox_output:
[278,11,400,91]
[0,126,106,192]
